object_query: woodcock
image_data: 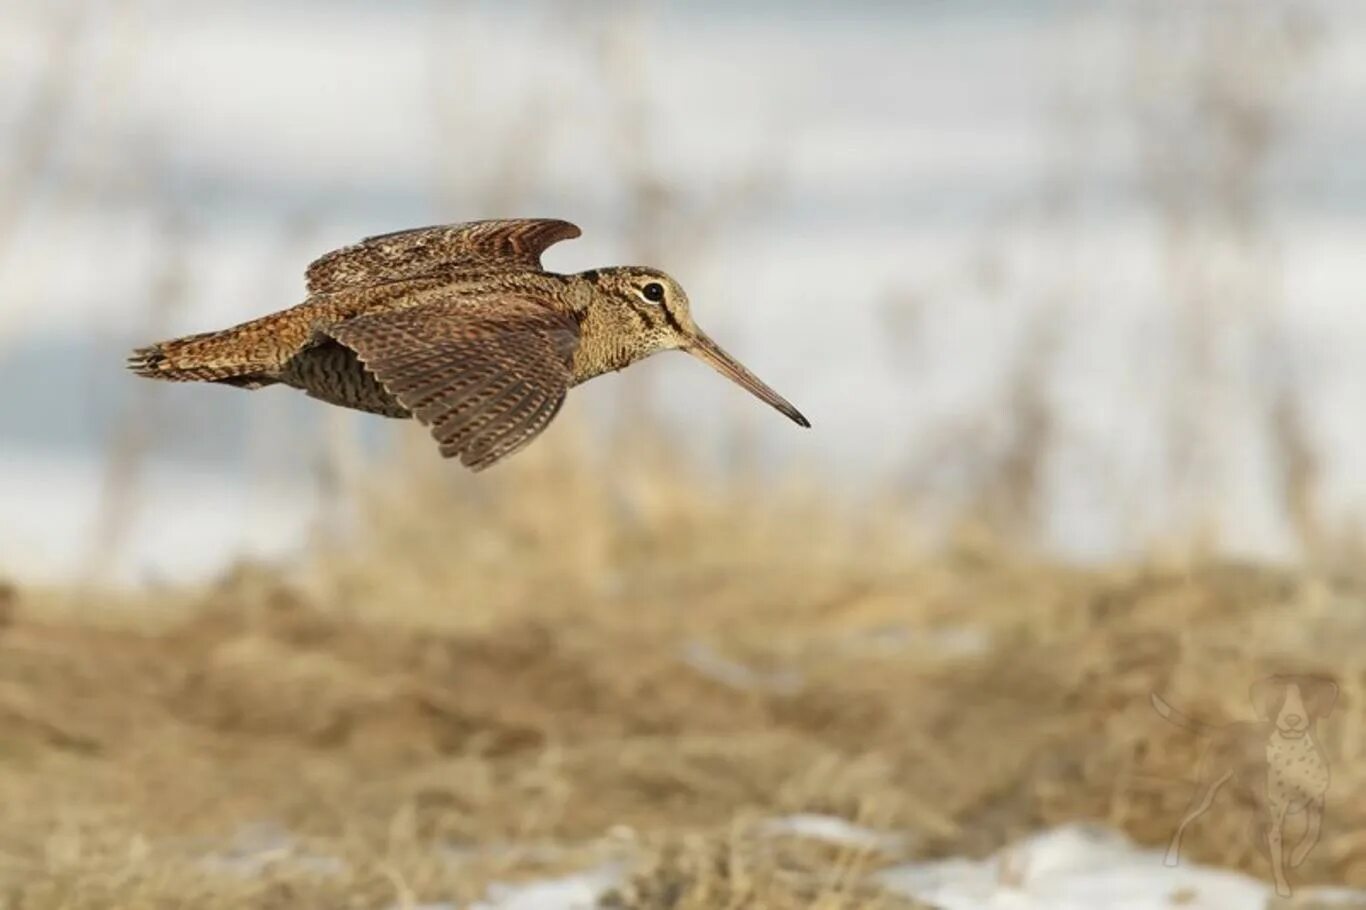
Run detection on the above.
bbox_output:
[128,219,809,470]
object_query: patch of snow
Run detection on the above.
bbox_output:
[467,861,625,910]
[0,450,315,586]
[762,813,907,853]
[878,823,1366,910]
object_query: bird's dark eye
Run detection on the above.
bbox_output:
[642,282,665,302]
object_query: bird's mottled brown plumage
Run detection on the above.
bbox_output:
[129,218,808,470]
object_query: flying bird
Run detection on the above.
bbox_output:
[128,219,809,470]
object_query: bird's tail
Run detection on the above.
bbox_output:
[128,329,242,382]
[127,311,300,385]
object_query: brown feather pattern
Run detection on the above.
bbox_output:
[305,219,581,294]
[328,296,580,470]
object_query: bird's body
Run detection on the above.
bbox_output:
[129,219,808,470]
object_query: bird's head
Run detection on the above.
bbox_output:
[583,266,809,428]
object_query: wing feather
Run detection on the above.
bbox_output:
[327,295,579,470]
[464,385,562,470]
[306,219,581,293]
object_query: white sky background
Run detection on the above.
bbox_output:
[1,0,1365,582]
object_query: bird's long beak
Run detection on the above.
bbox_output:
[685,332,810,427]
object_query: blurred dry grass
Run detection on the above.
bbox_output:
[5,428,1366,906]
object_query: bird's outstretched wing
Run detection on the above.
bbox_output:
[327,295,579,470]
[306,219,581,294]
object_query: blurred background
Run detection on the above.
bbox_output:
[4,0,1364,583]
[3,1,1366,906]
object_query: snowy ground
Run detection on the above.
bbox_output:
[199,819,1366,910]
[477,824,1366,910]
[0,449,316,584]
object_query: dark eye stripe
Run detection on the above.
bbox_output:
[659,303,684,335]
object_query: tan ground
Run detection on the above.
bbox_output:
[6,435,1366,907]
